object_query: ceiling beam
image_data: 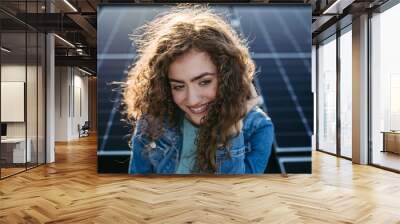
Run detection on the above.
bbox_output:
[66,13,97,47]
[322,0,356,14]
[55,55,96,72]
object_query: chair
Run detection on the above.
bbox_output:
[79,121,90,138]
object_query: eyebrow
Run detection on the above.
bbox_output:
[169,72,215,83]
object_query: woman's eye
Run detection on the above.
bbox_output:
[199,80,212,86]
[172,85,185,91]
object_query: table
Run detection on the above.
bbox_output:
[382,131,400,154]
[1,138,31,163]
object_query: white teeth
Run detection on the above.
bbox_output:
[188,104,208,114]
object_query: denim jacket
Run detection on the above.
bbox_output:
[128,106,274,174]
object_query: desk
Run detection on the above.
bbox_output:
[1,138,31,163]
[382,131,400,154]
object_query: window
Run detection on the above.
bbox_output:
[317,35,337,154]
[339,27,352,158]
[370,2,400,171]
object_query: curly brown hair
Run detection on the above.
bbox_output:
[123,4,255,172]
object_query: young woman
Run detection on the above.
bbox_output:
[124,4,274,174]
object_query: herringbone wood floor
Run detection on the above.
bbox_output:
[1,135,400,224]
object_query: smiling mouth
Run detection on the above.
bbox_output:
[188,103,209,114]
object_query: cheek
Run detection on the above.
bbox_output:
[171,91,184,106]
[205,82,218,100]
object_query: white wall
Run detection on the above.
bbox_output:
[1,64,26,81]
[55,67,70,141]
[1,65,26,130]
[1,65,40,138]
[54,67,89,141]
[72,72,89,137]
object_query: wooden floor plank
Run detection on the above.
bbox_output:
[0,135,400,223]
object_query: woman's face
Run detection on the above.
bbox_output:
[168,49,218,125]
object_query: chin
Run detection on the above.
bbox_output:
[187,115,204,125]
[192,118,202,125]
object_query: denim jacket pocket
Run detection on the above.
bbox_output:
[216,146,245,174]
[148,135,181,173]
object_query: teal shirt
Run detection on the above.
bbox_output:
[176,118,199,174]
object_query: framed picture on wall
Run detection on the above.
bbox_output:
[97,3,313,175]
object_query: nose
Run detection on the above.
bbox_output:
[185,87,202,106]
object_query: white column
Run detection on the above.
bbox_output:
[46,33,55,163]
[46,1,55,163]
[352,14,369,164]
